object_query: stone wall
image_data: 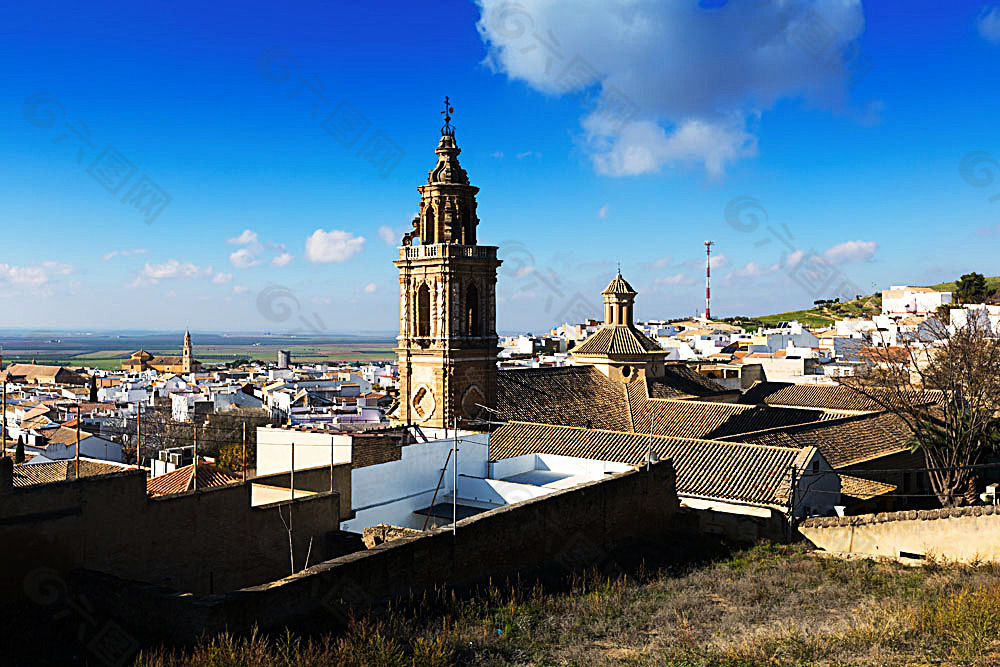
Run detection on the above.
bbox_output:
[68,459,678,644]
[0,464,352,596]
[800,504,1000,562]
[351,434,404,469]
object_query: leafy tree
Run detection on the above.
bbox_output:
[839,315,1000,506]
[15,436,24,464]
[955,272,987,304]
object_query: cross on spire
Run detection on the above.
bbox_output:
[440,95,455,137]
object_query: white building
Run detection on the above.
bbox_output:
[881,286,951,316]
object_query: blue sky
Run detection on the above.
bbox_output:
[1,0,999,333]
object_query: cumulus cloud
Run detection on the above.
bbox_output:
[229,248,261,268]
[227,229,260,246]
[378,225,400,246]
[272,252,294,267]
[729,261,778,279]
[978,6,1000,43]
[654,273,694,286]
[131,259,213,287]
[491,150,505,159]
[823,240,877,264]
[0,263,58,286]
[212,272,233,284]
[363,282,377,293]
[476,0,866,176]
[305,229,365,263]
[103,248,147,261]
[597,205,609,218]
[709,253,729,270]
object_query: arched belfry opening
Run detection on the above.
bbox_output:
[416,283,430,337]
[465,282,480,337]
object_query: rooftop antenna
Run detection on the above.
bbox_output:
[704,240,715,320]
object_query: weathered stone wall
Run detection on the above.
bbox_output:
[69,459,678,644]
[0,464,351,596]
[800,505,1000,562]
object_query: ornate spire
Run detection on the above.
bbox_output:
[428,96,469,185]
[440,95,454,137]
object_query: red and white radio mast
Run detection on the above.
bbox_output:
[704,240,715,320]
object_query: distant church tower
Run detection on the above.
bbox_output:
[182,330,194,373]
[392,98,501,428]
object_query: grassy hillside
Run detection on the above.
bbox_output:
[743,275,1000,331]
[139,543,1000,666]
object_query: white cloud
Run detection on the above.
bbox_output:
[233,285,249,294]
[785,249,805,268]
[212,272,233,284]
[516,151,540,159]
[476,0,866,176]
[378,225,399,246]
[272,252,294,267]
[229,248,261,268]
[131,259,213,287]
[305,229,365,263]
[978,6,1000,43]
[491,150,505,159]
[823,240,877,264]
[41,261,73,276]
[103,248,147,261]
[654,273,694,286]
[729,261,777,279]
[364,282,377,293]
[0,264,56,286]
[709,254,729,270]
[597,205,609,218]
[227,229,260,246]
[651,255,671,268]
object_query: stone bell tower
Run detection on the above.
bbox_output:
[392,98,501,429]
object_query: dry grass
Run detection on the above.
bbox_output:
[138,543,1000,666]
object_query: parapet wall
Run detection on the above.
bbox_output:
[800,504,1000,562]
[1,464,350,595]
[71,459,678,644]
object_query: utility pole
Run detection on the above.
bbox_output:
[704,240,715,320]
[193,426,198,491]
[452,418,458,575]
[1,375,6,456]
[290,441,295,501]
[136,403,141,469]
[75,404,81,479]
[242,421,247,483]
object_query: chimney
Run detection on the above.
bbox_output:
[0,456,13,494]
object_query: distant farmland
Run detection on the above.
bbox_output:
[0,332,397,369]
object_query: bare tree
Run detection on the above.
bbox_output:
[838,314,1000,507]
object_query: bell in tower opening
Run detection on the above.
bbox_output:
[391,98,501,430]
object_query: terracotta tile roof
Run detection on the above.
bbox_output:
[146,463,240,497]
[0,364,87,385]
[646,365,733,400]
[625,379,847,440]
[489,421,809,508]
[12,459,128,487]
[722,411,915,468]
[740,382,942,412]
[839,474,897,500]
[496,366,632,432]
[572,325,666,357]
[42,425,96,446]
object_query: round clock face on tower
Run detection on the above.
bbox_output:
[411,384,436,420]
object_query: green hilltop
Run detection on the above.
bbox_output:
[727,275,1000,331]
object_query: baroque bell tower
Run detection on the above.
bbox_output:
[392,98,501,429]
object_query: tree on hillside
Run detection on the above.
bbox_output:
[955,272,987,304]
[838,315,1000,507]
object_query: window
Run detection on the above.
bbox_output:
[465,282,480,336]
[416,284,430,337]
[812,460,820,474]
